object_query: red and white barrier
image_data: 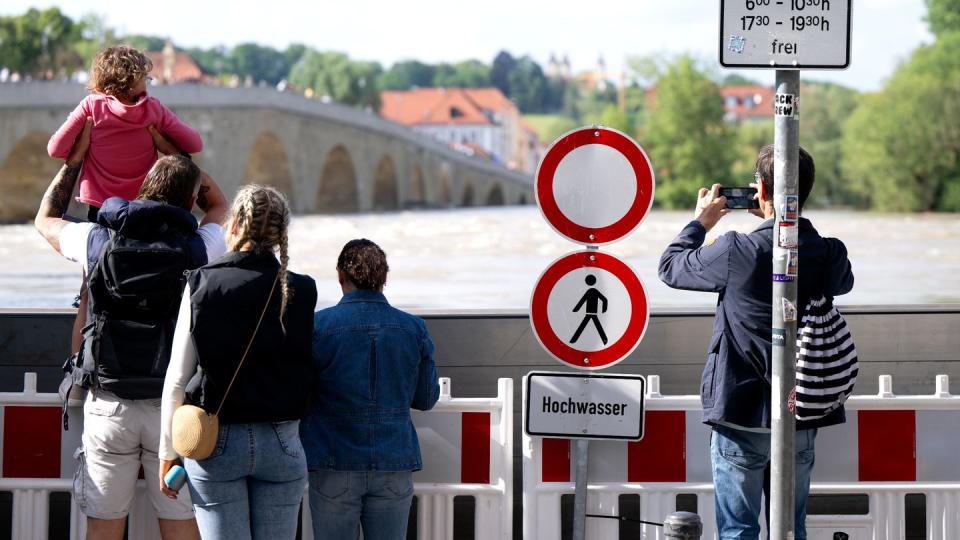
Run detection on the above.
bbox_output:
[523,373,960,539]
[0,374,513,540]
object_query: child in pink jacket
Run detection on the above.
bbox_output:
[48,45,203,215]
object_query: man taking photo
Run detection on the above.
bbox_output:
[658,145,854,540]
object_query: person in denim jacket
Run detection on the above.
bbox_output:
[301,238,440,540]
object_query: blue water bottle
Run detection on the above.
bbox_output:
[164,465,187,491]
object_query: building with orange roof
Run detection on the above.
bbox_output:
[644,84,776,123]
[380,87,541,173]
[720,85,776,122]
[147,41,205,84]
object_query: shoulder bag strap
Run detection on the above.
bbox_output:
[214,271,280,417]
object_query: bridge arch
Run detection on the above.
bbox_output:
[436,165,452,206]
[485,184,506,206]
[461,183,475,207]
[372,155,399,211]
[243,131,293,197]
[408,164,425,206]
[0,131,60,222]
[317,145,359,213]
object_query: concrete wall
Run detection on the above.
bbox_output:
[0,83,533,220]
[4,307,958,398]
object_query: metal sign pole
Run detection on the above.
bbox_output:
[770,69,800,540]
[572,438,589,540]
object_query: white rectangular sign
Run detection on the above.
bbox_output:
[719,0,852,69]
[524,372,645,440]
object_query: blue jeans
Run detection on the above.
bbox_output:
[711,424,817,540]
[184,421,307,540]
[308,470,414,540]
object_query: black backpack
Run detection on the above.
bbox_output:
[75,230,200,400]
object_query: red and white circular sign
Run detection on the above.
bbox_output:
[530,250,649,370]
[535,126,655,246]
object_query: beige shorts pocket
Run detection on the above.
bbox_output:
[72,447,88,509]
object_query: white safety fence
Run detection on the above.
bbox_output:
[0,374,513,540]
[523,374,960,540]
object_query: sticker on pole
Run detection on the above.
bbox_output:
[535,126,655,246]
[530,250,649,370]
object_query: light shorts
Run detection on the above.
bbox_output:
[73,391,194,520]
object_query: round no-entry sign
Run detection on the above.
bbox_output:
[530,250,649,370]
[535,126,655,246]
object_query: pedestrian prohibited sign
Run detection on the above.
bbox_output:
[535,126,655,246]
[530,250,649,370]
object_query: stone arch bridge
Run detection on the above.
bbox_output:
[0,82,533,221]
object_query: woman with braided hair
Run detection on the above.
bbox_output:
[159,185,317,539]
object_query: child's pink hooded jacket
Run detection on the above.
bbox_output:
[48,92,203,207]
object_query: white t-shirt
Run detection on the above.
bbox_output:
[59,221,227,266]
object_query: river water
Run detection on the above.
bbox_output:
[2,207,958,310]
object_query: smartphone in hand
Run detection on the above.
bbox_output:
[164,465,187,492]
[719,187,759,209]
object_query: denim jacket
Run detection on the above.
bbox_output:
[300,290,440,471]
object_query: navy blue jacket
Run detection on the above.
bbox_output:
[658,218,853,429]
[300,290,440,471]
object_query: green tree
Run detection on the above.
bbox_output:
[925,0,960,36]
[643,55,733,209]
[490,50,515,96]
[596,104,633,134]
[229,43,288,84]
[798,81,861,207]
[507,55,547,112]
[378,60,434,90]
[842,33,960,211]
[283,44,307,69]
[124,34,166,53]
[0,8,80,76]
[289,50,382,108]
[731,121,774,183]
[72,14,118,67]
[186,45,230,75]
[721,73,762,86]
[432,60,490,87]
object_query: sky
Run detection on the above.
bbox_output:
[3,0,934,92]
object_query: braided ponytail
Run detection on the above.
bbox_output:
[228,185,293,331]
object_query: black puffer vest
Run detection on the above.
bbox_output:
[184,251,317,423]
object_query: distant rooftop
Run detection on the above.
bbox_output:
[380,87,517,126]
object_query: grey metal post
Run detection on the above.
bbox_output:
[663,511,703,538]
[572,439,589,540]
[770,69,800,539]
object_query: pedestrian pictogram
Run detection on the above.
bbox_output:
[535,126,655,246]
[530,251,649,370]
[570,275,608,345]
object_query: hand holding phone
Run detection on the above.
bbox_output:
[719,187,759,209]
[164,465,187,492]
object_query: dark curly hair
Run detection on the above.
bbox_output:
[89,45,153,100]
[337,239,389,291]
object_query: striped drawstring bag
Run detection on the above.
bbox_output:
[794,296,859,421]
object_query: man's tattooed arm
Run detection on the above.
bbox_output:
[34,162,83,254]
[40,162,81,218]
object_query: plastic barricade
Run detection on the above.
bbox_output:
[0,374,513,540]
[522,374,960,540]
